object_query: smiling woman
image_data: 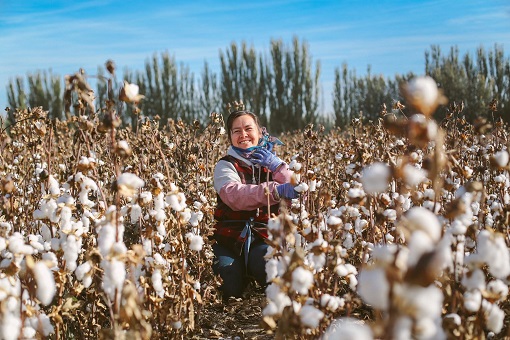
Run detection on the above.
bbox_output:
[211,106,299,299]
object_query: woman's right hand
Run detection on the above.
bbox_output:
[276,183,299,199]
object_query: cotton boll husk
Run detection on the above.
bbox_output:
[463,290,482,312]
[357,267,389,310]
[291,267,314,295]
[323,317,373,340]
[33,261,56,305]
[299,305,324,328]
[461,268,486,291]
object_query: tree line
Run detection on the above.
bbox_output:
[6,39,510,132]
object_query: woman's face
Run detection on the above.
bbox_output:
[230,114,262,149]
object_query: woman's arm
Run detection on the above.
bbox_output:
[214,159,282,211]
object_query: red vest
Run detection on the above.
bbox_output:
[213,155,279,245]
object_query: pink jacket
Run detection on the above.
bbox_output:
[213,146,293,211]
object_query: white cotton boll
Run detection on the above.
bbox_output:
[266,259,278,281]
[476,230,510,279]
[450,220,467,235]
[406,230,435,267]
[308,179,317,192]
[189,211,204,227]
[139,191,153,205]
[62,234,79,272]
[486,279,508,301]
[289,159,302,171]
[403,164,427,187]
[27,314,54,337]
[116,173,145,198]
[265,283,292,315]
[1,312,21,340]
[307,253,326,271]
[327,215,342,227]
[403,206,441,242]
[75,261,92,281]
[320,294,345,312]
[361,162,390,194]
[483,301,504,334]
[143,238,153,256]
[41,252,58,270]
[294,182,309,193]
[348,273,358,290]
[21,326,37,339]
[102,259,126,300]
[0,237,5,252]
[492,150,509,168]
[267,217,281,232]
[152,269,164,297]
[347,188,364,200]
[59,206,73,233]
[396,284,443,320]
[263,302,278,316]
[291,267,314,295]
[186,233,204,251]
[97,223,116,257]
[358,268,389,310]
[166,192,187,212]
[33,261,55,305]
[82,274,93,288]
[343,233,354,249]
[8,233,34,255]
[323,317,373,340]
[461,269,486,291]
[464,290,482,312]
[383,209,397,221]
[299,305,324,329]
[130,204,142,223]
[414,317,438,339]
[180,208,191,223]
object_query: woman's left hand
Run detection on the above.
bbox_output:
[250,148,283,172]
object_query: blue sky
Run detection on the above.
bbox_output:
[1,0,509,115]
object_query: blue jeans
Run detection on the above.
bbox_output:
[212,239,269,298]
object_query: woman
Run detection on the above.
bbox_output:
[213,110,298,298]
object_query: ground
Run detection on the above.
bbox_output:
[191,284,274,340]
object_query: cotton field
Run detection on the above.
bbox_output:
[0,77,509,339]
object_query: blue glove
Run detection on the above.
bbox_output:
[276,183,299,199]
[250,148,283,172]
